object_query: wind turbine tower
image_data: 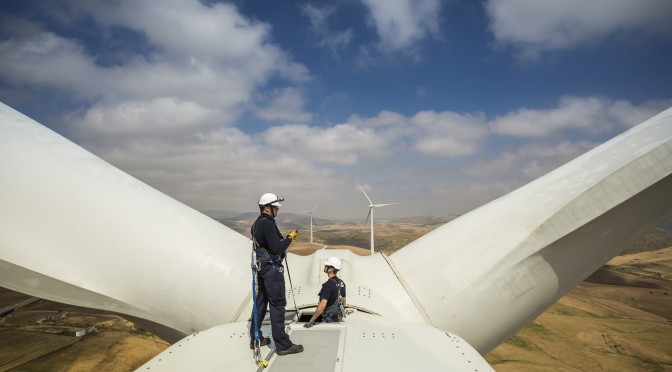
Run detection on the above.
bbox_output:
[357,182,399,255]
[300,203,319,243]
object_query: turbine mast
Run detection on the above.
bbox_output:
[370,207,375,255]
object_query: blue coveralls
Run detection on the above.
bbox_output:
[250,213,293,351]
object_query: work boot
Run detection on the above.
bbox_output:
[250,337,271,349]
[276,344,304,355]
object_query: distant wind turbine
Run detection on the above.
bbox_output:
[298,203,319,243]
[356,182,399,255]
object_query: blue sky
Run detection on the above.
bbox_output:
[1,0,671,219]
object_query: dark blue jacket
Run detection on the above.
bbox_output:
[252,213,291,259]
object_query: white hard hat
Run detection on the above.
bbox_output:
[258,193,283,207]
[324,257,342,270]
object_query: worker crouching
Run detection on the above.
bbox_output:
[304,257,347,328]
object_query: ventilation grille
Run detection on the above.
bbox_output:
[287,286,302,296]
[360,331,396,340]
[357,286,372,299]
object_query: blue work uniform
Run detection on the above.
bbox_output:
[318,276,346,322]
[250,213,293,351]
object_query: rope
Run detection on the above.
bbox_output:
[251,249,264,365]
[284,256,299,323]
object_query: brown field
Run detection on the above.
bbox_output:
[0,298,168,371]
[289,241,371,256]
[2,219,670,371]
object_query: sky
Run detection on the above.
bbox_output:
[1,0,671,220]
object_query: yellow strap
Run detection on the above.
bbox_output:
[257,359,269,368]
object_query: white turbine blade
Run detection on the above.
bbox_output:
[373,202,400,208]
[391,106,672,353]
[311,202,319,212]
[0,102,251,339]
[356,181,373,205]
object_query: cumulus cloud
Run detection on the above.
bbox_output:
[2,1,670,218]
[257,96,667,186]
[67,98,218,143]
[256,88,313,123]
[348,110,408,128]
[0,0,319,213]
[0,0,309,122]
[0,32,101,97]
[411,111,488,156]
[490,96,672,137]
[360,0,442,52]
[260,123,386,164]
[463,96,670,194]
[258,109,489,168]
[301,4,353,56]
[486,0,672,58]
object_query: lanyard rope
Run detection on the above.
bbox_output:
[251,249,262,364]
[284,257,299,322]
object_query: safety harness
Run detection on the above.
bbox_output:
[250,220,277,368]
[249,217,299,368]
[250,247,266,367]
[322,276,345,322]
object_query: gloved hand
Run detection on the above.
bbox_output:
[287,228,299,240]
[303,319,315,328]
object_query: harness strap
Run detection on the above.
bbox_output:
[251,250,262,363]
[323,277,345,321]
[251,219,283,266]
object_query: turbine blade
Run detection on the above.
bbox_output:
[356,181,373,205]
[362,207,372,233]
[373,202,400,208]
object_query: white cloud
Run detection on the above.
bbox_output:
[68,98,219,142]
[348,110,408,127]
[257,109,490,170]
[411,111,488,156]
[490,96,672,137]
[68,0,280,63]
[0,0,319,214]
[0,33,101,97]
[463,152,517,178]
[486,0,672,58]
[260,123,386,165]
[0,0,309,120]
[301,4,353,56]
[360,0,442,52]
[460,97,671,202]
[2,1,670,218]
[256,88,313,123]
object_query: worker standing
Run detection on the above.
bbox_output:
[250,193,303,356]
[304,257,347,328]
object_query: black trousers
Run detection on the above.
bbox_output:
[250,266,292,351]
